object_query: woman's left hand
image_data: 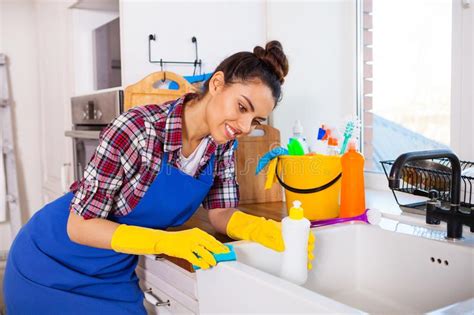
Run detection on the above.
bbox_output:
[226,211,315,269]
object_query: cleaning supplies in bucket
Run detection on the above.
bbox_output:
[257,118,364,221]
[280,200,311,285]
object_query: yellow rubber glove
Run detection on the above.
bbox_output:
[226,211,315,269]
[111,225,230,270]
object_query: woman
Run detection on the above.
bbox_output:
[3,40,314,314]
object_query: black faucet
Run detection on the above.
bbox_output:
[388,150,473,239]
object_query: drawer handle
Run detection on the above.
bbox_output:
[155,254,166,261]
[144,288,171,307]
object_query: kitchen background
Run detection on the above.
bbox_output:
[0,0,473,286]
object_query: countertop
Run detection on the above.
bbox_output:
[167,189,410,241]
[163,202,287,271]
[167,201,288,243]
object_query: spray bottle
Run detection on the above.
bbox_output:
[280,200,311,285]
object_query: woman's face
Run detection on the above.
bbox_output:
[206,72,275,144]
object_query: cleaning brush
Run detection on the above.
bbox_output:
[339,118,361,154]
[310,208,382,228]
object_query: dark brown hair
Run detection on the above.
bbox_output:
[201,40,289,106]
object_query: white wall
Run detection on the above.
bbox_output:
[0,0,43,249]
[120,0,267,87]
[268,0,356,146]
[120,0,356,146]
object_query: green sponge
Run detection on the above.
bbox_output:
[193,244,237,270]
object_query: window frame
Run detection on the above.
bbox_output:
[357,0,474,190]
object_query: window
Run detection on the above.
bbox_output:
[360,0,455,172]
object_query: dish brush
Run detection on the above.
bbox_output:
[310,208,382,228]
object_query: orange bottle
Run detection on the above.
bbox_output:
[339,141,366,218]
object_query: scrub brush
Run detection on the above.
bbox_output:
[310,208,382,228]
[339,119,360,154]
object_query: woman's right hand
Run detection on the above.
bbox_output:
[111,225,229,269]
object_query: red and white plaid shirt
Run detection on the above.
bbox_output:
[69,93,239,220]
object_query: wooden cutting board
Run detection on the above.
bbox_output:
[123,71,196,111]
[235,125,283,204]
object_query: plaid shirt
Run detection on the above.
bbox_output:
[69,93,239,220]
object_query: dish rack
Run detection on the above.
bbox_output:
[381,159,474,211]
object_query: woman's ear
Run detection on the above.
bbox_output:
[208,71,225,96]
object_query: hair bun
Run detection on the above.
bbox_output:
[253,40,289,84]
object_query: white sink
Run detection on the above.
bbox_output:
[197,221,474,314]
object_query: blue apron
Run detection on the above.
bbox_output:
[3,106,216,314]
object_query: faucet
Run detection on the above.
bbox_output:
[388,149,473,239]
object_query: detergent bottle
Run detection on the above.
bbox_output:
[339,140,366,218]
[291,120,309,154]
[280,200,310,285]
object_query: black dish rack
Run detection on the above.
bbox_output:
[381,159,474,211]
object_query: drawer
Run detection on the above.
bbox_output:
[136,266,199,314]
[139,275,195,315]
[138,255,197,300]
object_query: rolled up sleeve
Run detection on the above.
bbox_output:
[69,111,144,219]
[202,140,240,210]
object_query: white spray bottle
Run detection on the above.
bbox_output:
[280,200,311,285]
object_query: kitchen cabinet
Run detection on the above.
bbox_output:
[137,255,198,314]
[37,1,120,204]
[133,203,282,315]
[35,1,75,204]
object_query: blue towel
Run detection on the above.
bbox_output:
[169,73,213,90]
[255,147,289,174]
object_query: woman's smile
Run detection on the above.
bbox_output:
[224,123,240,140]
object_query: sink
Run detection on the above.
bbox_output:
[196,221,474,314]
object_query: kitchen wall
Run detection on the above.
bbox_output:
[119,0,267,87]
[267,0,356,147]
[0,0,43,250]
[120,0,356,148]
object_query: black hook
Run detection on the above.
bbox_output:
[192,37,198,76]
[148,34,202,77]
[148,34,156,63]
[160,59,166,82]
[193,59,197,76]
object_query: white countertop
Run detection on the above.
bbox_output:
[365,188,474,247]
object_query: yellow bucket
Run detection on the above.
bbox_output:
[276,155,342,220]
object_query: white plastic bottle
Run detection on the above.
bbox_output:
[280,200,311,285]
[292,120,309,154]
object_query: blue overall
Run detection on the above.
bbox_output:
[3,105,216,314]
